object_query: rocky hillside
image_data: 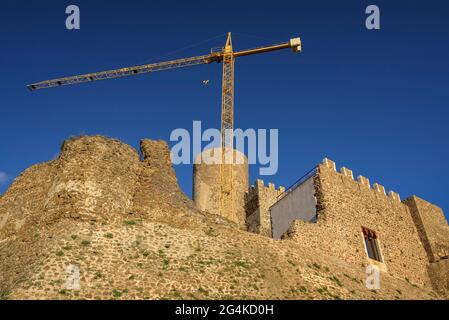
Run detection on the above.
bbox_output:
[0,136,441,300]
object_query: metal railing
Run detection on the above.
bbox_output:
[276,165,318,201]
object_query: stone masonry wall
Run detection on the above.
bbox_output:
[402,196,449,294]
[0,136,143,236]
[0,162,57,237]
[284,158,432,287]
[245,180,284,237]
[403,196,449,262]
[428,259,449,295]
[131,139,203,224]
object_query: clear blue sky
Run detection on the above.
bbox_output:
[1,1,448,218]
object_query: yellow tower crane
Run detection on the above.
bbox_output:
[27,32,302,220]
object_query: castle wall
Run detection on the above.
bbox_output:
[245,180,284,237]
[245,188,260,234]
[284,158,432,287]
[46,136,142,224]
[270,175,316,239]
[428,259,449,294]
[403,196,449,262]
[131,139,200,222]
[0,162,57,237]
[402,196,449,294]
[0,136,143,236]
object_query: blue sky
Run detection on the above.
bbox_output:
[1,0,448,218]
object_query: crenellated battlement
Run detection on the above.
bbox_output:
[248,179,285,196]
[246,179,285,237]
[321,158,401,202]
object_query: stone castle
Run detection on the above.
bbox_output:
[0,135,448,299]
[193,154,449,295]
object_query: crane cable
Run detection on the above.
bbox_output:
[134,33,228,66]
[126,33,283,68]
[232,32,282,44]
[133,33,283,66]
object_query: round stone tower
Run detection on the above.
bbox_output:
[193,147,248,228]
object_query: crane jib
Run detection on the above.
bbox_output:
[27,53,221,91]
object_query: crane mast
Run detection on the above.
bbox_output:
[220,33,236,221]
[27,32,301,220]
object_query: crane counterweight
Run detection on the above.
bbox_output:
[289,37,302,52]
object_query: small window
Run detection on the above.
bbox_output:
[362,227,382,262]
